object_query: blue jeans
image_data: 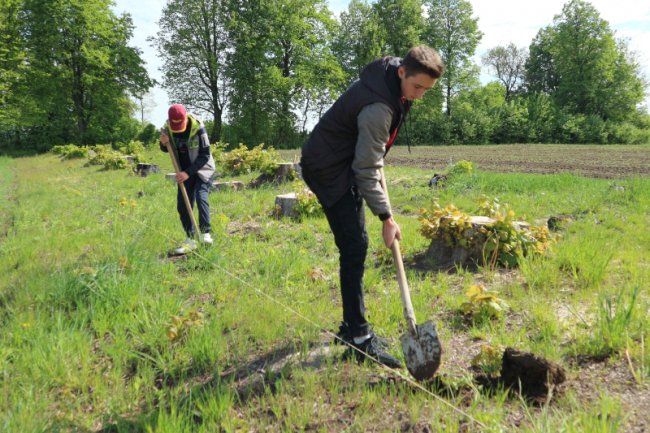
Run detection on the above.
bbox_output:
[177,175,211,237]
[322,187,370,338]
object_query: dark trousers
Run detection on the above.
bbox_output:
[322,187,370,338]
[177,175,211,237]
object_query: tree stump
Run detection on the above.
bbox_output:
[135,163,160,177]
[425,216,530,268]
[275,162,298,179]
[275,192,298,218]
[249,162,300,188]
[212,181,245,192]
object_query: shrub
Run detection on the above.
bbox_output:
[291,181,322,219]
[136,123,158,145]
[86,146,131,170]
[419,196,554,268]
[118,140,145,163]
[51,144,89,159]
[446,160,474,177]
[221,143,279,175]
[477,196,554,267]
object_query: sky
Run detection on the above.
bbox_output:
[111,0,650,127]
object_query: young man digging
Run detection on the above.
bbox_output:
[160,104,216,254]
[301,45,444,368]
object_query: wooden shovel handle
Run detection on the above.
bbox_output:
[164,136,200,240]
[380,169,418,335]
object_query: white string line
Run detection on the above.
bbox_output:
[112,187,489,430]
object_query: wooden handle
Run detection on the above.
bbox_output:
[380,169,418,335]
[164,139,200,240]
[392,239,418,334]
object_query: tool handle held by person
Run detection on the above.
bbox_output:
[380,169,418,335]
[163,131,200,240]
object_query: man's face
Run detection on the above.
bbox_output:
[398,66,437,101]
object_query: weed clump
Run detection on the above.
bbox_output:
[51,144,89,159]
[291,181,321,219]
[221,143,279,175]
[419,196,554,268]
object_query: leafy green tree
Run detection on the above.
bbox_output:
[0,0,26,146]
[152,0,230,142]
[223,0,272,146]
[332,0,384,85]
[525,27,558,95]
[17,0,152,146]
[372,0,424,56]
[482,43,527,101]
[525,92,556,143]
[422,0,482,116]
[400,85,445,145]
[526,0,646,123]
[451,82,504,143]
[226,0,342,148]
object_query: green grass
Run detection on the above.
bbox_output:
[0,147,648,432]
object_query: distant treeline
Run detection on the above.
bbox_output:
[1,0,648,152]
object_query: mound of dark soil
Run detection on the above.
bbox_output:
[500,347,566,401]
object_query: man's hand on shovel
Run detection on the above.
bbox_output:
[382,217,402,249]
[175,171,189,184]
[161,130,190,185]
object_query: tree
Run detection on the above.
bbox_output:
[152,0,230,142]
[17,0,152,146]
[0,0,26,145]
[525,27,558,95]
[526,0,646,122]
[482,43,527,101]
[422,0,483,116]
[372,0,424,57]
[226,0,343,147]
[332,0,384,85]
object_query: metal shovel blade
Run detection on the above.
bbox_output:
[400,320,442,381]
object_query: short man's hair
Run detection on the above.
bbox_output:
[402,45,445,79]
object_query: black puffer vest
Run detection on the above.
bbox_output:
[301,57,410,208]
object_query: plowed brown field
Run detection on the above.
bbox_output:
[384,144,650,178]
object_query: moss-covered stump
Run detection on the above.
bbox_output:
[249,163,300,188]
[425,216,530,268]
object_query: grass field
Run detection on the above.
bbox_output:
[0,145,648,432]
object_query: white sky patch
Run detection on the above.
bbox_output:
[472,0,650,100]
[111,0,650,125]
[112,0,167,125]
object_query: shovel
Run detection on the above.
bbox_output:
[380,171,442,381]
[163,131,200,241]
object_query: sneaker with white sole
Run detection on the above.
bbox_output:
[201,232,213,244]
[174,238,197,255]
[342,335,402,369]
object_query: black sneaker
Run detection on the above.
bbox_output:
[333,323,389,348]
[342,335,403,369]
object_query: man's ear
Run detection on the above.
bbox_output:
[398,65,406,79]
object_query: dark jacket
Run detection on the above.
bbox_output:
[301,57,410,211]
[160,113,215,182]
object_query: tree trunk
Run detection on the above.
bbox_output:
[210,107,222,143]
